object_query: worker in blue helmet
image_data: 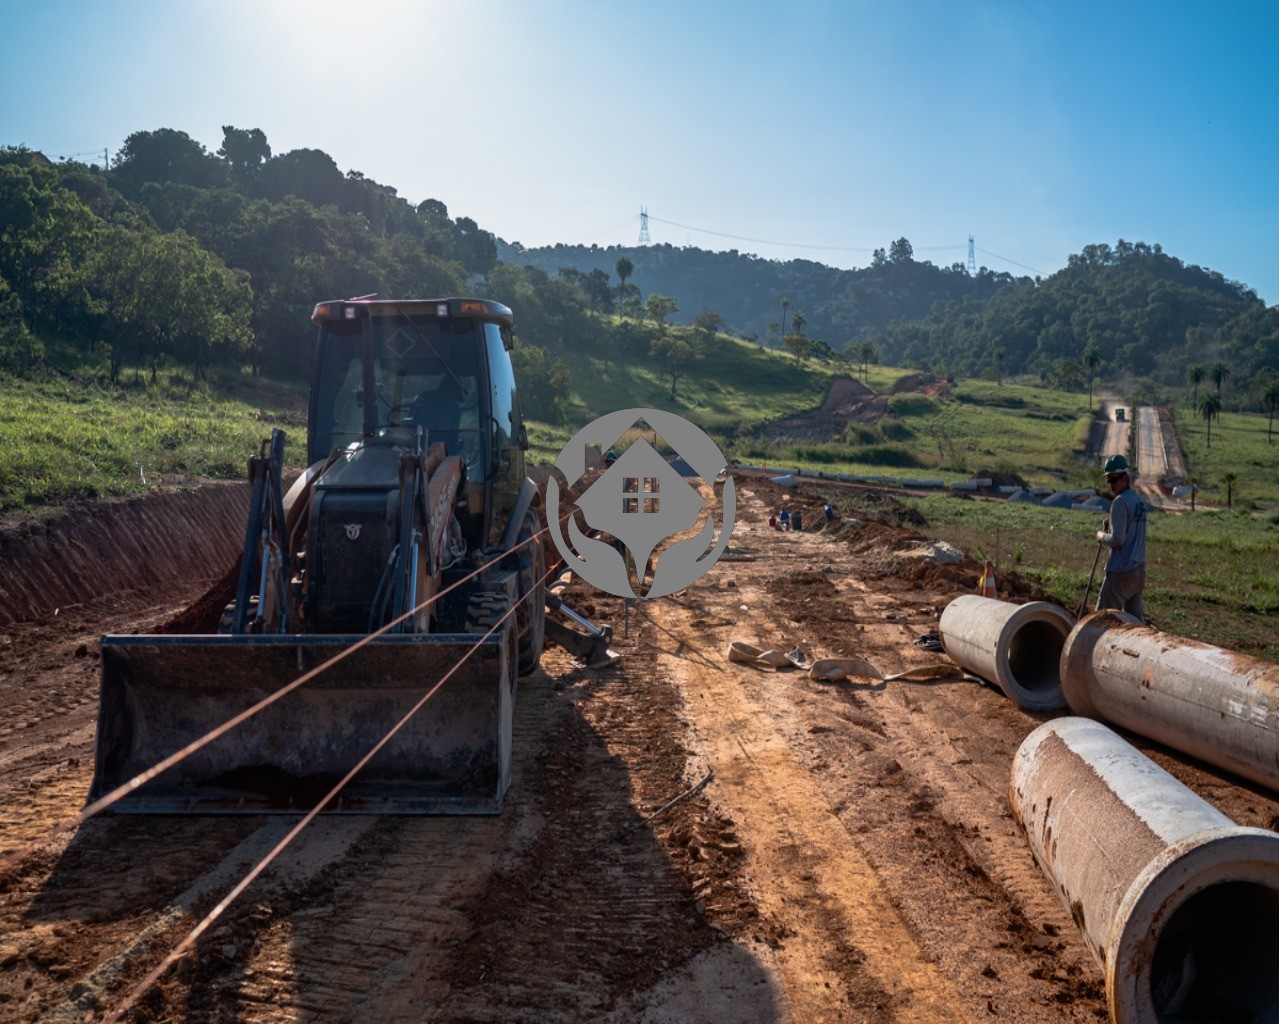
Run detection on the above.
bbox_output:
[1095,454,1148,623]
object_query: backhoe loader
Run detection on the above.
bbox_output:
[90,298,555,813]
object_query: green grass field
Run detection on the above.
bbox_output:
[0,371,306,515]
[898,493,1279,660]
[1170,400,1279,507]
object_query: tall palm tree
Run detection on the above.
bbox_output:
[1220,472,1237,509]
[1198,391,1223,448]
[766,322,779,350]
[856,341,878,381]
[1210,360,1231,396]
[614,254,633,290]
[790,311,807,335]
[1082,342,1102,411]
[1187,364,1205,409]
[1263,378,1279,443]
[780,296,790,338]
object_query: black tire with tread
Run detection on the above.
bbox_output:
[513,511,546,676]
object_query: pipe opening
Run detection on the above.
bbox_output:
[1007,620,1066,695]
[1149,880,1279,1021]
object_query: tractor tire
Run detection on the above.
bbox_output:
[513,510,546,676]
[217,597,259,635]
[465,590,518,694]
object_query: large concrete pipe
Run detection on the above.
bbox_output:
[1061,609,1279,792]
[1012,717,1279,1024]
[938,595,1073,710]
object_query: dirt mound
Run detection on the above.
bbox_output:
[820,376,872,411]
[757,377,888,443]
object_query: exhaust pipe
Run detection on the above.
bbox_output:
[938,595,1073,710]
[1011,717,1279,1024]
[1061,609,1279,792]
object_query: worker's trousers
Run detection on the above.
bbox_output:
[1097,566,1145,624]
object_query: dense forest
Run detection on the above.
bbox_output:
[509,239,1279,400]
[2,125,1277,420]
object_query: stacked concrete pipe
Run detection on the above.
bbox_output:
[1061,609,1279,792]
[938,595,1073,710]
[1012,717,1279,1024]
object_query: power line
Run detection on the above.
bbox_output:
[973,245,1046,276]
[566,208,1049,275]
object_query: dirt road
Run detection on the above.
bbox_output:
[3,480,1277,1022]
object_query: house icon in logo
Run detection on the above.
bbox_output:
[544,408,736,600]
[575,439,707,581]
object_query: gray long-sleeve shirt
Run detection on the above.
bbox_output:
[1099,488,1147,573]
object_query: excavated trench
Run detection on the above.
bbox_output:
[0,483,249,626]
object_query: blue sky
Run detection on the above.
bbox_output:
[3,0,1277,303]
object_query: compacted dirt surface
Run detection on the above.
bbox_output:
[3,476,1278,1023]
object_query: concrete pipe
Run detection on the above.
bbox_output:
[938,595,1073,710]
[1061,609,1279,792]
[1012,717,1279,1024]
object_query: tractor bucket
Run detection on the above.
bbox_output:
[90,631,514,814]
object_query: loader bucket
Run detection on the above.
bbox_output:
[90,632,514,814]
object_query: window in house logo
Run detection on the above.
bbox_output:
[622,477,661,515]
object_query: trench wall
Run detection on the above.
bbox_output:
[0,484,250,626]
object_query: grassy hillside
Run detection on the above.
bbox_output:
[0,371,305,515]
[3,317,1273,521]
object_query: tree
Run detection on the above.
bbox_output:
[1082,342,1102,411]
[790,310,807,335]
[766,322,779,349]
[871,248,887,269]
[614,254,633,291]
[1210,360,1232,396]
[888,237,914,263]
[650,334,698,400]
[113,129,229,193]
[1198,391,1223,447]
[1187,364,1205,409]
[863,342,879,380]
[780,296,789,337]
[993,345,1006,385]
[692,309,724,346]
[580,268,614,313]
[1187,475,1199,511]
[1220,471,1237,509]
[217,126,271,185]
[1263,377,1279,443]
[782,333,812,365]
[644,293,678,328]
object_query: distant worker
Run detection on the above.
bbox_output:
[768,513,778,530]
[1095,454,1148,623]
[792,507,804,532]
[779,506,790,531]
[824,502,835,522]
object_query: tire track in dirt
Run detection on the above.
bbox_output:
[660,586,973,1023]
[662,484,1107,1021]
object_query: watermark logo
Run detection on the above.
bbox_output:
[546,409,735,599]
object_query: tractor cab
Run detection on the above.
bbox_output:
[309,298,527,549]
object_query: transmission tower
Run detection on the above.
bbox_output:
[967,235,976,275]
[638,207,651,245]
